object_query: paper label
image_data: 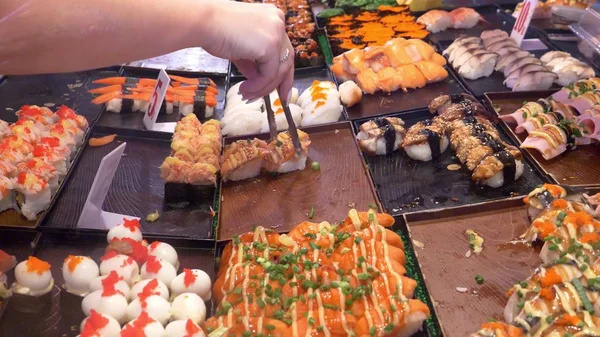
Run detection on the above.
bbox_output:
[143,69,171,131]
[511,0,539,46]
[76,142,139,229]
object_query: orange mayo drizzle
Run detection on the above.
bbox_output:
[358,238,385,324]
[366,225,398,324]
[290,240,300,337]
[352,239,374,332]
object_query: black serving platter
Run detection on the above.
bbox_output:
[353,108,545,215]
[435,38,557,98]
[94,67,228,133]
[42,127,216,239]
[0,67,120,124]
[0,231,216,337]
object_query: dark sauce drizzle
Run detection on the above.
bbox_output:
[381,124,396,154]
[418,119,442,158]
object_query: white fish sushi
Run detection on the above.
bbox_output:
[443,37,482,56]
[495,50,532,72]
[480,29,508,41]
[259,103,303,134]
[457,52,498,80]
[512,71,557,92]
[503,56,542,77]
[221,111,264,136]
[504,64,549,88]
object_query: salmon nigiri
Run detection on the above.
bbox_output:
[383,38,413,67]
[404,39,436,61]
[363,46,391,72]
[356,68,380,94]
[330,62,354,82]
[377,67,401,93]
[342,48,367,75]
[414,61,448,83]
[396,64,427,91]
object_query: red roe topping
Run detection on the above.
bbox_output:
[25,256,51,275]
[101,250,119,261]
[65,255,85,273]
[83,310,109,331]
[149,241,160,252]
[145,256,162,274]
[57,105,76,119]
[120,312,155,337]
[101,271,125,297]
[109,237,148,265]
[122,218,141,232]
[41,137,60,147]
[139,279,160,309]
[184,319,201,337]
[183,268,197,288]
[120,256,135,268]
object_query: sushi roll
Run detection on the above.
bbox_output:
[13,256,54,297]
[402,118,449,161]
[12,172,51,221]
[1,135,35,156]
[88,271,132,300]
[56,105,89,130]
[220,138,270,182]
[165,320,205,337]
[170,293,207,324]
[48,124,77,153]
[0,176,14,213]
[62,255,100,296]
[356,117,406,156]
[121,312,165,337]
[131,278,169,301]
[263,130,312,173]
[140,255,177,286]
[16,105,58,125]
[80,310,121,337]
[32,144,70,179]
[9,123,44,144]
[169,268,211,301]
[17,158,60,193]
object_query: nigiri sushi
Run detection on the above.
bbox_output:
[443,36,482,56]
[338,81,362,108]
[417,10,452,33]
[511,71,557,92]
[220,138,269,182]
[450,8,481,29]
[356,117,406,155]
[259,103,303,134]
[263,130,311,173]
[457,52,499,80]
[299,82,343,127]
[402,118,449,161]
[471,150,524,188]
[521,123,578,160]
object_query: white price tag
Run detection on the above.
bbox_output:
[511,0,539,46]
[76,142,139,230]
[143,69,176,133]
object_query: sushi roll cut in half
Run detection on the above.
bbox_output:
[356,117,406,155]
[12,172,51,221]
[402,117,449,161]
[220,138,270,182]
[263,130,312,173]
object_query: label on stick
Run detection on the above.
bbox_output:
[143,68,171,130]
[511,0,538,46]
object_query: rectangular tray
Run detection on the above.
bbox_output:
[124,47,230,75]
[426,5,540,44]
[0,231,216,337]
[354,108,545,215]
[484,91,600,187]
[0,128,92,229]
[42,127,216,239]
[0,67,121,124]
[95,68,228,132]
[343,68,465,120]
[217,121,380,241]
[404,197,541,337]
[435,39,555,98]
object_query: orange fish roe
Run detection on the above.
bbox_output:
[112,237,148,264]
[543,184,564,197]
[580,232,600,244]
[538,287,554,300]
[564,211,594,228]
[540,268,562,288]
[101,271,125,297]
[83,310,109,331]
[183,268,197,288]
[120,312,155,337]
[378,5,409,12]
[122,218,141,232]
[184,319,201,337]
[533,219,555,238]
[555,314,581,326]
[551,199,569,209]
[145,255,162,274]
[139,279,161,309]
[65,255,85,273]
[25,256,51,275]
[480,322,523,337]
[101,250,119,261]
[120,256,135,268]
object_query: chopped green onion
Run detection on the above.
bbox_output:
[309,242,321,250]
[369,326,377,337]
[341,247,350,254]
[308,317,315,326]
[311,162,320,171]
[384,324,394,333]
[368,203,377,210]
[266,325,275,331]
[354,236,363,244]
[475,275,484,285]
[308,206,315,219]
[573,278,594,314]
[545,316,553,324]
[357,272,370,280]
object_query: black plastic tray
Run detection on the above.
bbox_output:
[0,231,215,337]
[343,68,465,120]
[94,68,228,132]
[353,108,545,215]
[42,127,216,239]
[0,67,120,124]
[435,39,557,98]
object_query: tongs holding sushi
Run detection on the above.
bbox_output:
[263,92,303,156]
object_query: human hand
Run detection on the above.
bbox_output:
[202,1,294,101]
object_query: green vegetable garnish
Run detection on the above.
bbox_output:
[573,278,594,314]
[145,210,160,222]
[475,275,484,285]
[308,206,315,219]
[311,162,320,171]
[545,316,553,324]
[369,326,377,337]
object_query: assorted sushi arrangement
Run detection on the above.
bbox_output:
[222,80,342,136]
[208,209,431,337]
[417,7,482,33]
[160,115,222,204]
[0,105,88,220]
[89,75,219,119]
[242,0,323,67]
[325,6,429,54]
[330,38,448,95]
[499,78,600,160]
[470,184,600,337]
[443,30,595,90]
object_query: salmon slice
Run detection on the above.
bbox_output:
[396,64,427,90]
[356,68,380,95]
[414,61,448,83]
[383,38,413,67]
[343,48,368,75]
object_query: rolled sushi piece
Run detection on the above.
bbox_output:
[15,105,59,126]
[471,150,524,188]
[160,157,218,205]
[0,160,17,178]
[263,130,311,173]
[13,172,52,220]
[356,117,406,155]
[402,118,449,161]
[0,119,10,138]
[221,138,270,182]
[17,158,60,193]
[0,176,14,213]
[32,144,71,179]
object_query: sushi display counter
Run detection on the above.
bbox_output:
[2,2,600,337]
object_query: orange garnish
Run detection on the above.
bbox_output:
[183,268,197,288]
[122,218,141,232]
[89,134,116,147]
[65,255,85,273]
[543,184,564,197]
[555,313,581,326]
[101,271,125,297]
[145,255,162,274]
[580,232,600,244]
[184,319,201,337]
[120,312,155,337]
[564,211,594,228]
[540,268,562,288]
[533,219,555,238]
[552,199,568,209]
[539,287,554,300]
[101,250,119,261]
[25,256,51,275]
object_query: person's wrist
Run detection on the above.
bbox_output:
[186,0,218,49]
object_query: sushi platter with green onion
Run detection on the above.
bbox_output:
[1,2,600,337]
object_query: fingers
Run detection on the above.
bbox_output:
[278,56,295,103]
[233,59,258,79]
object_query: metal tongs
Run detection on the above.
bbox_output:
[263,90,302,156]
